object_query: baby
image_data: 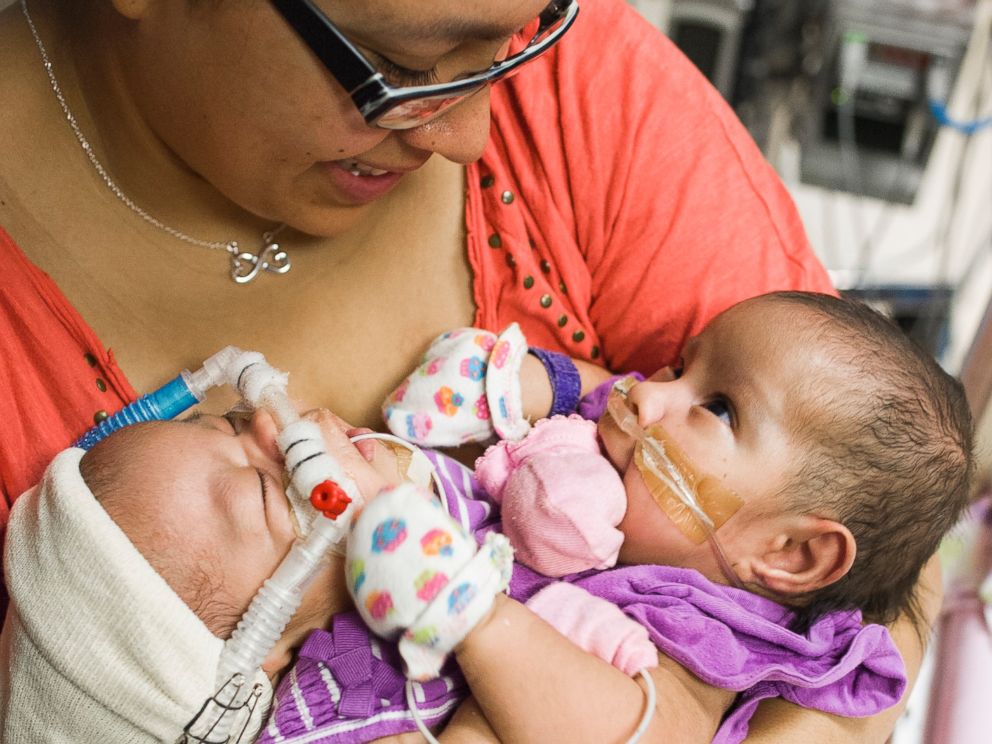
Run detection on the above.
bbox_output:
[0,407,390,743]
[295,289,972,743]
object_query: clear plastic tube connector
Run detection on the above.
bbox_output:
[74,373,202,450]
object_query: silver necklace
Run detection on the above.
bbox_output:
[21,0,290,285]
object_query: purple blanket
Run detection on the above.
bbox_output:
[261,451,905,743]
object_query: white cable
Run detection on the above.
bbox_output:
[405,679,442,744]
[628,669,657,744]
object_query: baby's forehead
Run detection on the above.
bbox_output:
[80,423,231,600]
[696,298,825,367]
[718,294,821,331]
[81,420,227,530]
[79,424,157,501]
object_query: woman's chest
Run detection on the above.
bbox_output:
[114,213,476,427]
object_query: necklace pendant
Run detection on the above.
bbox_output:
[229,239,292,284]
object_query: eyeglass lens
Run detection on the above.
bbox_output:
[371,2,574,129]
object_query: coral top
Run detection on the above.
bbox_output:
[0,0,831,535]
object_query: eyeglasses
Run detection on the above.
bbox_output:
[270,0,579,130]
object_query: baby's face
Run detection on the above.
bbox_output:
[98,412,344,636]
[598,297,823,582]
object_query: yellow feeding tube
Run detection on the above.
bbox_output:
[607,378,745,589]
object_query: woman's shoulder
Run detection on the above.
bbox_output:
[477,0,831,373]
[484,0,791,250]
[489,0,726,154]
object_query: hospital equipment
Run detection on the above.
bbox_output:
[800,0,974,205]
[74,347,241,450]
[606,377,746,590]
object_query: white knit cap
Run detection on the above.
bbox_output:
[0,448,273,742]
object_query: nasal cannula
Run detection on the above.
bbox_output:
[607,378,746,590]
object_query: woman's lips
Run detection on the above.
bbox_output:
[322,160,405,205]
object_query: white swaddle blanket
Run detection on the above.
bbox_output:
[0,447,272,743]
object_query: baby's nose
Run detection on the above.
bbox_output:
[628,380,677,428]
[247,409,283,464]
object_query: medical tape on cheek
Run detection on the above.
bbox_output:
[633,424,743,545]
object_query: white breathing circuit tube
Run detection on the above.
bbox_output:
[177,349,654,742]
[173,349,364,741]
[173,348,455,743]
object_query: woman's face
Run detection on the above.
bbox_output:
[112,0,550,235]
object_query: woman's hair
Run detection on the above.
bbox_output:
[766,292,974,636]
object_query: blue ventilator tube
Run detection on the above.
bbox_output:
[74,372,201,450]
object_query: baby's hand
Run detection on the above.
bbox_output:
[526,583,657,677]
[475,416,625,576]
[382,324,530,446]
[346,484,513,681]
[345,425,409,488]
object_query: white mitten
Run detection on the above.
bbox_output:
[346,483,514,680]
[382,324,530,447]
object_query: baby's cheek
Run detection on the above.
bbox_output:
[617,468,695,568]
[616,470,659,563]
[597,416,633,473]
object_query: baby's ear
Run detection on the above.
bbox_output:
[748,516,856,596]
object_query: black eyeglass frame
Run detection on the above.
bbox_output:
[270,0,580,129]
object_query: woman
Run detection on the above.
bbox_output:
[0,0,932,741]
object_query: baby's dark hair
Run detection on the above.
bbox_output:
[80,424,243,638]
[763,292,974,635]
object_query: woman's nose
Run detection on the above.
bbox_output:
[395,87,492,164]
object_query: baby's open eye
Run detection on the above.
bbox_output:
[702,398,733,427]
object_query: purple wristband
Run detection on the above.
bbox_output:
[527,347,582,417]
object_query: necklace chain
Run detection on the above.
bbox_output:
[20,0,290,283]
